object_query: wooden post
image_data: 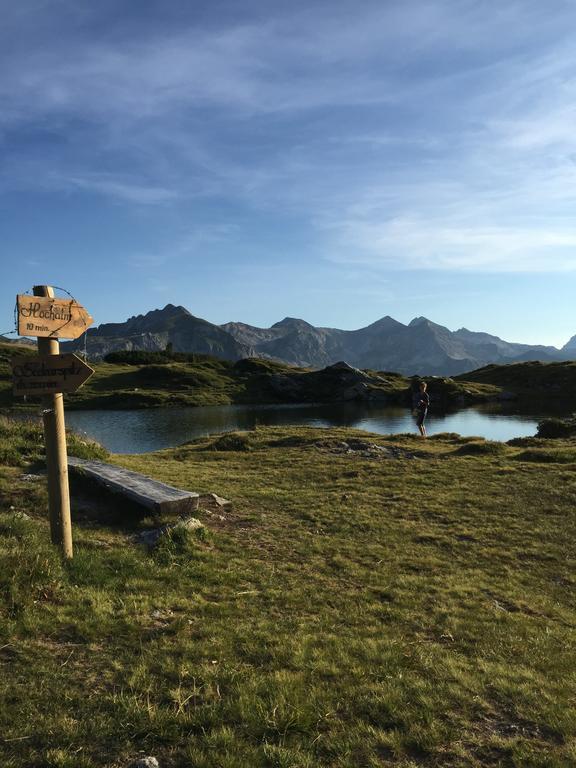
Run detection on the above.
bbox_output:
[34,285,73,559]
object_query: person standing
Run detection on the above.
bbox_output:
[413,381,430,437]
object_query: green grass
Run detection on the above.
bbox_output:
[0,345,303,410]
[1,418,575,766]
[0,414,108,467]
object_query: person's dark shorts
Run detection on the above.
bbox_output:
[416,409,427,427]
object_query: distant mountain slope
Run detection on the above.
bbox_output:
[0,335,35,347]
[225,314,573,375]
[62,304,574,375]
[563,334,576,352]
[64,304,252,362]
[453,327,561,360]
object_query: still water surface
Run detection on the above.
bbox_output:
[64,403,542,454]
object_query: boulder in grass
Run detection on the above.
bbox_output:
[202,492,232,509]
[173,516,204,532]
[128,758,160,768]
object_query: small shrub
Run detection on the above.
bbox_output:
[153,524,207,566]
[507,436,543,447]
[455,441,507,456]
[104,350,227,366]
[233,357,291,374]
[0,445,24,466]
[536,417,576,439]
[67,432,109,461]
[211,432,253,451]
[515,448,576,464]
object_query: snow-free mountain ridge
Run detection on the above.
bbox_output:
[64,304,575,376]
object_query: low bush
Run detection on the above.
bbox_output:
[104,350,228,366]
[454,440,507,456]
[536,417,576,439]
[67,432,109,461]
[211,432,253,451]
[507,436,544,447]
[516,448,576,464]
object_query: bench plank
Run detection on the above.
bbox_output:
[68,456,199,515]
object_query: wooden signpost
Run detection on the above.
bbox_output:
[11,354,94,397]
[17,295,93,339]
[12,286,94,559]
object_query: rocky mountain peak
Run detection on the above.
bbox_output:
[409,316,431,327]
[272,317,314,330]
[367,315,404,328]
[157,304,191,317]
[124,304,190,325]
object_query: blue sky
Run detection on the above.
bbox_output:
[1,0,575,347]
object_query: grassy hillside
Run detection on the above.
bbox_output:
[456,360,576,403]
[1,345,501,411]
[1,417,575,767]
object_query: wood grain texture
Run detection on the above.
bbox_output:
[35,285,73,558]
[68,456,200,515]
[17,294,93,339]
[11,353,94,395]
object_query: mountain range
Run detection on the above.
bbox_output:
[63,304,575,375]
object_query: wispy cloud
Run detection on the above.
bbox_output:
[329,215,576,272]
[2,0,576,274]
[61,174,179,204]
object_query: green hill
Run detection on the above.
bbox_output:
[2,346,502,412]
[456,360,576,402]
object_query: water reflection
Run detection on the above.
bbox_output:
[62,402,543,454]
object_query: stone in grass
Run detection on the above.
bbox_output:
[173,516,204,532]
[128,758,160,768]
[201,492,232,508]
[137,515,204,547]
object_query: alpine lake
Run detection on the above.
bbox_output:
[62,401,549,454]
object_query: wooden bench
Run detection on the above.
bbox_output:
[68,456,199,515]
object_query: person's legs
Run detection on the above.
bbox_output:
[417,412,427,437]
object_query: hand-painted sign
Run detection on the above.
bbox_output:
[17,295,93,339]
[11,353,94,396]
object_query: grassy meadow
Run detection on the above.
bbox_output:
[1,416,575,767]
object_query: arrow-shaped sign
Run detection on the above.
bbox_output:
[11,353,95,396]
[17,295,93,339]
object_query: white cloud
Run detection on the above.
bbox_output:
[328,215,576,272]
